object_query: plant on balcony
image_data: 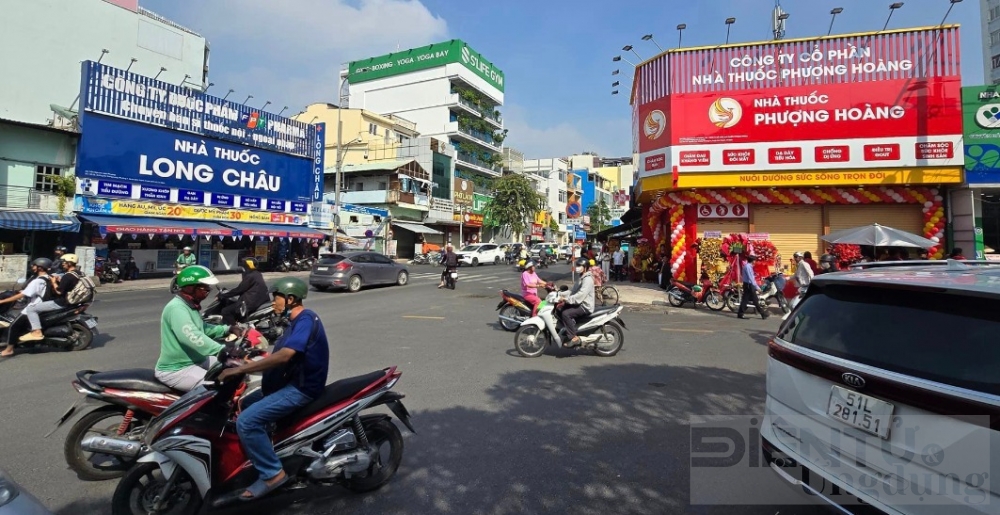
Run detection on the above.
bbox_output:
[53,173,76,216]
[481,173,545,237]
[492,129,509,146]
[483,152,504,169]
[458,89,480,108]
[586,199,612,234]
[492,109,502,123]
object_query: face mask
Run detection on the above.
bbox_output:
[575,266,585,274]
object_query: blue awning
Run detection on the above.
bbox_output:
[220,222,326,239]
[0,211,80,232]
[78,215,236,237]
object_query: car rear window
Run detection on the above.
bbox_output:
[778,284,1000,395]
[317,255,345,265]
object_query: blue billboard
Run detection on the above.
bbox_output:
[77,114,314,204]
[80,61,316,159]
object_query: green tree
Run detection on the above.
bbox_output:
[548,217,559,233]
[53,173,77,216]
[482,174,546,237]
[586,199,612,234]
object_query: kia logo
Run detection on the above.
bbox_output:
[842,373,866,389]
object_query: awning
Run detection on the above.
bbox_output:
[78,214,233,236]
[392,221,443,235]
[220,222,326,239]
[592,218,641,241]
[0,211,80,232]
[619,207,641,226]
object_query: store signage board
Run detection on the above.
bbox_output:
[75,197,305,225]
[697,203,748,219]
[348,39,504,92]
[962,85,1000,184]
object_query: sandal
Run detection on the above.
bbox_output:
[239,473,289,501]
[562,337,581,348]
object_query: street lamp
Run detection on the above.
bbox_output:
[153,67,166,80]
[612,90,619,95]
[261,100,271,111]
[179,74,190,86]
[641,34,663,52]
[676,24,687,47]
[622,44,642,61]
[97,49,109,64]
[612,69,619,75]
[612,55,636,67]
[941,0,962,25]
[204,82,215,93]
[125,58,137,73]
[278,106,288,116]
[222,88,234,101]
[883,2,903,31]
[725,17,737,44]
[774,12,789,40]
[243,94,253,105]
[612,81,620,87]
[828,7,844,36]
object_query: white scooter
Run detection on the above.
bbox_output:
[514,285,626,358]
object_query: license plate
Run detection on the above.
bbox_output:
[826,385,894,439]
[84,318,98,329]
[317,267,328,271]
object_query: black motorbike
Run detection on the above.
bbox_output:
[444,267,458,289]
[0,281,98,352]
[201,288,285,343]
[98,258,121,284]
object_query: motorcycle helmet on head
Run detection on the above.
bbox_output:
[271,277,308,302]
[62,253,79,264]
[32,258,52,270]
[54,246,67,254]
[243,257,258,271]
[524,260,536,270]
[574,257,590,268]
[174,265,218,288]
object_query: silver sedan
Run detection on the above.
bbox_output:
[308,251,409,293]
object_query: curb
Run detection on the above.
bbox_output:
[95,271,311,294]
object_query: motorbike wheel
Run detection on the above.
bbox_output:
[593,322,625,357]
[111,462,202,515]
[514,325,548,358]
[666,287,686,307]
[725,290,741,313]
[498,305,522,332]
[64,408,144,481]
[778,295,791,314]
[70,323,94,351]
[705,291,725,311]
[343,418,404,492]
[168,277,180,295]
[278,264,289,273]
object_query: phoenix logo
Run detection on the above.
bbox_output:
[709,98,742,128]
[643,110,666,140]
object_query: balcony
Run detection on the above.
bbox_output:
[483,108,502,128]
[451,124,501,152]
[339,190,429,210]
[449,94,480,116]
[456,152,501,177]
[0,186,62,211]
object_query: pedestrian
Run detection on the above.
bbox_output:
[600,245,611,279]
[949,248,966,260]
[612,246,625,281]
[737,255,769,320]
[792,252,813,294]
[658,252,671,290]
[802,251,819,275]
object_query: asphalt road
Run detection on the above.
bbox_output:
[0,262,833,514]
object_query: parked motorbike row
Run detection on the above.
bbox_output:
[665,272,791,315]
[407,251,441,265]
[277,256,316,272]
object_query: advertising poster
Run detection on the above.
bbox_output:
[963,85,1000,185]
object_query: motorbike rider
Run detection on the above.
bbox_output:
[49,246,67,275]
[218,277,329,501]
[154,266,239,391]
[737,254,769,320]
[438,244,459,289]
[520,261,548,316]
[818,250,838,274]
[558,257,596,348]
[0,258,52,344]
[175,246,197,272]
[20,254,83,342]
[218,257,269,324]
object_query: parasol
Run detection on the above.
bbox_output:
[820,223,937,249]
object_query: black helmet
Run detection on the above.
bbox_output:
[243,257,258,271]
[32,258,52,270]
[574,257,590,268]
[54,246,67,253]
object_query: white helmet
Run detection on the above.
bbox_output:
[524,260,536,269]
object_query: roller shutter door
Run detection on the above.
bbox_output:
[697,219,750,240]
[752,205,823,262]
[827,205,924,236]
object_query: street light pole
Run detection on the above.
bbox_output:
[333,85,345,243]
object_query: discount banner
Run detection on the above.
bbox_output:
[75,197,305,225]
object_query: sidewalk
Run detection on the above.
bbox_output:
[95,270,311,293]
[609,280,668,306]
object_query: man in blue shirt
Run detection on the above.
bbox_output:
[219,276,329,501]
[737,254,770,320]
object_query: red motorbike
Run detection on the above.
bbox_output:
[666,278,725,311]
[49,333,268,481]
[108,360,413,514]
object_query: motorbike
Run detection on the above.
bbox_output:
[408,254,429,265]
[97,257,121,284]
[48,332,269,481]
[444,267,458,290]
[276,258,294,273]
[294,257,316,271]
[0,280,98,353]
[666,279,725,311]
[496,287,545,332]
[723,273,791,314]
[513,286,626,358]
[202,288,285,343]
[108,360,414,513]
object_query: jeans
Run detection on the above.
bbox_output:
[237,385,313,480]
[559,305,588,338]
[24,300,63,331]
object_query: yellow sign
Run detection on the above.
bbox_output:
[639,167,962,200]
[76,197,305,225]
[533,211,551,225]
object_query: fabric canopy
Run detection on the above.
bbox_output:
[220,222,325,239]
[592,218,641,241]
[392,221,443,235]
[0,211,80,232]
[79,214,234,236]
[820,223,937,249]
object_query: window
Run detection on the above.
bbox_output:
[368,123,378,135]
[353,183,364,191]
[352,254,372,263]
[992,6,1000,20]
[35,166,62,192]
[349,216,360,223]
[378,181,387,190]
[384,130,392,144]
[398,134,409,145]
[558,191,567,202]
[317,255,346,265]
[372,254,393,265]
[991,29,1000,46]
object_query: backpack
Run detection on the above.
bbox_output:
[65,271,96,305]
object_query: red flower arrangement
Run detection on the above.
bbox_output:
[831,244,863,267]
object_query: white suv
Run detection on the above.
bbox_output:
[456,243,504,266]
[762,260,1000,514]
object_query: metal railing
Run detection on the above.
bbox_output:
[456,96,481,113]
[456,152,501,172]
[0,186,58,210]
[457,126,499,149]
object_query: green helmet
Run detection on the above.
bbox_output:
[175,265,219,288]
[271,277,308,301]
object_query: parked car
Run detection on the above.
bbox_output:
[0,466,53,515]
[557,245,572,259]
[456,243,504,266]
[529,243,558,258]
[309,251,409,292]
[762,260,1000,514]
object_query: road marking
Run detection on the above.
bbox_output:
[660,327,715,333]
[402,315,445,320]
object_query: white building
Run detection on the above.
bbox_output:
[523,157,570,243]
[983,0,1000,84]
[343,39,505,201]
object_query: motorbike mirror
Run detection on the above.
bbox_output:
[15,277,26,286]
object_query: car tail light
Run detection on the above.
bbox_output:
[335,262,351,271]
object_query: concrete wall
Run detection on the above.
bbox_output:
[0,254,29,289]
[0,0,208,125]
[0,124,78,187]
[949,187,982,258]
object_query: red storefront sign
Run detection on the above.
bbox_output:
[679,150,710,166]
[768,147,801,164]
[814,145,850,162]
[914,141,954,160]
[863,144,901,161]
[644,153,666,171]
[530,224,543,237]
[723,149,755,165]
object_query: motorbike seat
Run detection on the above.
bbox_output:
[592,304,619,315]
[39,306,82,323]
[501,290,528,304]
[90,368,176,394]
[675,280,697,289]
[281,370,387,426]
[248,305,273,319]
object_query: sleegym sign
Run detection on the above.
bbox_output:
[349,39,504,92]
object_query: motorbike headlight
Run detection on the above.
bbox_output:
[0,469,21,507]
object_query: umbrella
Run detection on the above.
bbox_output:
[820,223,937,249]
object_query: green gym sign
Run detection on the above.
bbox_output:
[348,39,504,92]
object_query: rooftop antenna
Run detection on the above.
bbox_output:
[772,1,789,40]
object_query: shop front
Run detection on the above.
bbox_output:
[631,26,963,281]
[72,60,325,272]
[956,85,1000,260]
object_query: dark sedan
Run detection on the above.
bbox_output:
[309,251,409,293]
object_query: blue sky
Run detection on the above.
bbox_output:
[142,0,984,159]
